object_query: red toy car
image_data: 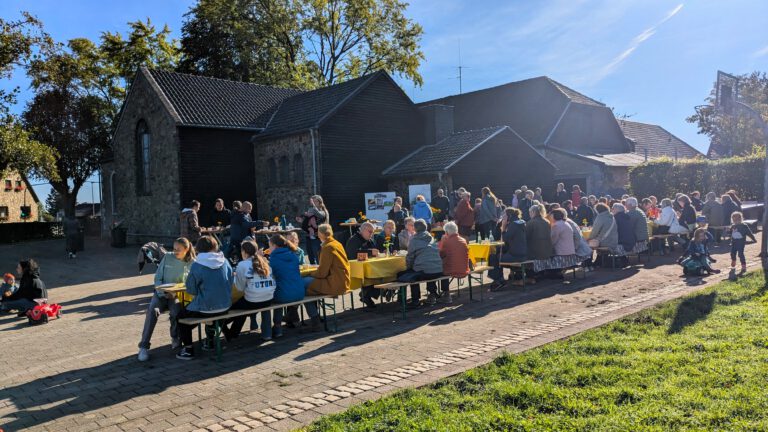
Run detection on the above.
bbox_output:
[26,302,62,325]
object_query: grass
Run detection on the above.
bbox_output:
[303,272,768,431]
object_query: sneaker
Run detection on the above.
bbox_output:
[171,338,181,350]
[137,348,149,362]
[176,346,194,360]
[72,254,77,259]
[272,326,283,338]
[384,290,394,302]
[439,293,452,304]
[201,340,215,351]
[426,293,437,306]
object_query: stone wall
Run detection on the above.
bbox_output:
[101,70,181,242]
[254,132,316,221]
[0,170,39,223]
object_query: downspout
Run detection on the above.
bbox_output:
[310,128,318,195]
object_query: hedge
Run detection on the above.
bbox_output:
[628,154,765,200]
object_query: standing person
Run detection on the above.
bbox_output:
[575,197,595,227]
[511,189,522,209]
[268,234,305,335]
[63,216,80,259]
[137,238,195,362]
[412,195,434,224]
[721,194,740,227]
[296,195,328,265]
[180,200,202,243]
[726,190,743,210]
[345,222,378,308]
[533,187,543,203]
[437,222,469,303]
[488,208,527,288]
[398,220,444,307]
[228,201,263,260]
[388,196,409,229]
[454,192,475,239]
[519,190,534,222]
[398,217,416,250]
[690,191,704,212]
[432,189,450,222]
[304,224,351,330]
[555,183,569,204]
[475,187,499,240]
[702,192,724,243]
[571,185,584,206]
[729,211,756,272]
[0,259,46,315]
[208,198,232,227]
[375,220,400,255]
[222,241,275,343]
[175,236,233,360]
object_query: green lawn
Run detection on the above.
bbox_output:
[304,272,768,431]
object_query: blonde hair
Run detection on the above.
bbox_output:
[318,224,333,237]
[731,211,744,224]
[174,237,196,262]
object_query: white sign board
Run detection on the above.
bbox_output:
[364,192,396,222]
[408,184,432,208]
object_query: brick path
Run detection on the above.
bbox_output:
[0,238,761,431]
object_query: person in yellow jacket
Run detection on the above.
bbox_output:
[303,224,350,329]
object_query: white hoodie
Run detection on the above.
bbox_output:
[196,252,226,269]
[235,260,276,303]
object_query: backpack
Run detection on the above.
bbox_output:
[26,302,62,325]
[680,257,705,276]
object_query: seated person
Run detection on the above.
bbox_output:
[222,241,276,343]
[550,209,576,256]
[626,197,650,251]
[437,222,469,303]
[304,224,351,329]
[574,197,595,227]
[488,208,527,288]
[345,222,378,308]
[286,231,307,265]
[268,234,305,334]
[137,237,195,362]
[682,228,720,275]
[0,259,47,315]
[374,220,400,255]
[589,203,619,250]
[176,236,234,360]
[398,217,416,250]
[397,219,444,307]
[525,205,553,277]
[612,203,637,254]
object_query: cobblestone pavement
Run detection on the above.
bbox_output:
[0,238,761,431]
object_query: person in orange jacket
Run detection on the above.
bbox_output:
[302,224,350,329]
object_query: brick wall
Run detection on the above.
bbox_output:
[102,71,181,241]
[0,171,39,223]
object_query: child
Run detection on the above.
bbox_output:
[1,273,17,299]
[683,228,720,275]
[286,231,307,265]
[730,211,756,272]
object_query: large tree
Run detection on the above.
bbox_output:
[178,0,423,88]
[687,71,768,157]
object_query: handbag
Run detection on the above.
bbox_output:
[589,217,616,248]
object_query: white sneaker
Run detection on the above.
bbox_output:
[439,293,452,304]
[426,293,437,305]
[171,338,181,349]
[137,348,149,362]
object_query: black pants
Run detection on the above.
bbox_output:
[397,270,444,301]
[476,221,494,240]
[225,297,272,338]
[177,308,228,347]
[360,285,380,301]
[731,238,746,265]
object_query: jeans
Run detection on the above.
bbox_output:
[225,297,272,339]
[177,308,228,347]
[307,237,321,265]
[138,294,181,349]
[731,238,746,265]
[397,270,443,301]
[0,298,36,312]
[302,277,320,318]
[488,253,526,281]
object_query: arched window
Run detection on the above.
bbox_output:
[293,154,304,185]
[110,171,118,214]
[268,158,278,184]
[278,156,290,184]
[135,120,151,195]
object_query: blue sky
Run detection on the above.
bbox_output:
[2,0,767,204]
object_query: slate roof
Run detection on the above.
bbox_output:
[618,119,702,159]
[256,72,382,138]
[546,78,604,107]
[578,152,649,167]
[382,126,509,176]
[145,68,302,130]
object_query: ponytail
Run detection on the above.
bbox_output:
[241,241,271,277]
[269,234,297,252]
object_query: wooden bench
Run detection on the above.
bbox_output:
[178,295,337,362]
[499,260,535,287]
[374,276,451,320]
[649,234,674,256]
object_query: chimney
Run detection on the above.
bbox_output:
[419,104,454,145]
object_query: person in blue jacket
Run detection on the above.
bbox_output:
[176,236,233,360]
[268,234,305,336]
[412,195,433,223]
[227,201,264,260]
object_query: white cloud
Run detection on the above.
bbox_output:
[753,45,768,58]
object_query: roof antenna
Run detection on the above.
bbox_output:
[456,39,469,94]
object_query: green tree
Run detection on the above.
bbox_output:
[45,188,63,217]
[687,71,768,157]
[178,0,423,88]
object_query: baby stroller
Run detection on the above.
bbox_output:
[137,242,167,274]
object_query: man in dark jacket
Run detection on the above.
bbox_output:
[345,222,378,308]
[519,191,534,222]
[574,197,595,227]
[612,204,637,252]
[432,189,450,222]
[555,183,569,204]
[1,260,47,314]
[228,201,263,259]
[180,200,202,243]
[208,199,232,227]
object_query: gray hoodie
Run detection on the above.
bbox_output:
[406,231,443,274]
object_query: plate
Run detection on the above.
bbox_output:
[156,283,177,289]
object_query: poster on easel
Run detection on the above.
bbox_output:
[364,192,396,222]
[408,184,432,208]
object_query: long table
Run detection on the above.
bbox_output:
[468,241,504,264]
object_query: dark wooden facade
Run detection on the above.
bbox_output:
[318,76,424,221]
[178,127,257,224]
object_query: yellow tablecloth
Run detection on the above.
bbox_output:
[468,242,503,264]
[349,255,406,284]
